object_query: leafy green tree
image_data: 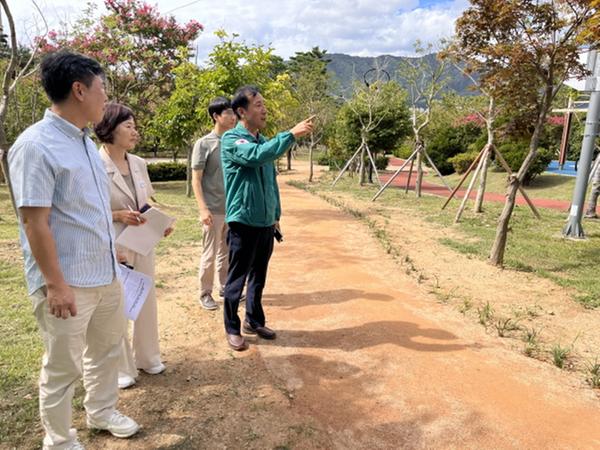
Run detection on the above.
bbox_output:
[287,47,338,180]
[331,81,411,184]
[151,31,298,194]
[150,30,291,156]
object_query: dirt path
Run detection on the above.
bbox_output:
[85,169,600,450]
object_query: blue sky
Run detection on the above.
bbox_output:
[6,0,471,61]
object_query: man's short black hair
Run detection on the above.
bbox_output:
[208,96,232,123]
[40,50,104,103]
[231,85,261,119]
[94,103,135,144]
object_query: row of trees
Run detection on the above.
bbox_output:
[0,0,598,268]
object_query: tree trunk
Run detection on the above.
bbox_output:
[474,145,491,213]
[0,119,17,213]
[359,141,367,186]
[0,148,6,184]
[490,118,544,266]
[308,143,314,183]
[415,146,423,197]
[489,176,520,266]
[185,146,192,198]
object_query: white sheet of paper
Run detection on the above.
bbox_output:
[115,207,175,256]
[119,264,152,321]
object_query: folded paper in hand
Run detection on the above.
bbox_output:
[119,264,152,321]
[115,206,175,256]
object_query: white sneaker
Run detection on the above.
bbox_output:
[67,441,85,450]
[118,374,136,389]
[87,410,140,438]
[142,362,166,375]
[44,439,85,450]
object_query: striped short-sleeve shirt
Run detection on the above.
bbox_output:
[8,109,118,295]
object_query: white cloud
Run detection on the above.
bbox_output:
[4,0,470,60]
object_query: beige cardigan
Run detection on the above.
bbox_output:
[99,146,155,253]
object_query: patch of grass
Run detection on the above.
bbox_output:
[573,293,600,309]
[425,169,576,202]
[459,298,473,315]
[522,327,542,357]
[494,317,521,337]
[439,238,481,256]
[0,235,43,446]
[586,358,600,389]
[477,301,494,326]
[152,181,202,252]
[552,343,571,369]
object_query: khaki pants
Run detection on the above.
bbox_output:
[199,214,229,296]
[31,279,125,450]
[118,249,162,377]
[587,161,600,214]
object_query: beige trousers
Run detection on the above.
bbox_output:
[118,249,162,378]
[199,214,229,296]
[30,279,124,450]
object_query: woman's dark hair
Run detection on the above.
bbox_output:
[208,96,232,123]
[94,103,135,144]
[231,85,260,119]
[40,50,104,103]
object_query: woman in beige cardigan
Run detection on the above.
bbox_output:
[95,103,172,389]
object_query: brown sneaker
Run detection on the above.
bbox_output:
[227,333,249,351]
[243,321,277,340]
[584,210,598,219]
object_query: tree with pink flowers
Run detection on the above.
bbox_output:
[38,0,203,151]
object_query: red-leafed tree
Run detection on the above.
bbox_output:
[38,0,203,151]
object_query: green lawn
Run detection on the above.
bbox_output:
[422,167,579,202]
[292,173,600,309]
[0,181,199,448]
[0,188,42,446]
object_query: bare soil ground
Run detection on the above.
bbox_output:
[77,162,600,450]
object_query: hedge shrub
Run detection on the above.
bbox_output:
[448,152,478,174]
[427,123,484,175]
[496,142,554,185]
[147,162,187,182]
[375,155,389,171]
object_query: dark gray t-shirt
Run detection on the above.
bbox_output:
[191,131,225,214]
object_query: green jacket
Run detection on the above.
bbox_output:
[221,123,295,227]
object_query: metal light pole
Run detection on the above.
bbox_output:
[563,50,600,239]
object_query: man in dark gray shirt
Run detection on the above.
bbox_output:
[192,97,237,310]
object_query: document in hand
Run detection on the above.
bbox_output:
[119,264,152,321]
[115,206,175,256]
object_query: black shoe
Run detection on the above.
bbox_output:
[243,321,276,340]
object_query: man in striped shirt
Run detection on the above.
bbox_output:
[8,51,139,450]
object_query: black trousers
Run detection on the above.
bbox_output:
[223,222,274,335]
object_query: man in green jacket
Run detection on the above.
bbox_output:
[221,85,313,351]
